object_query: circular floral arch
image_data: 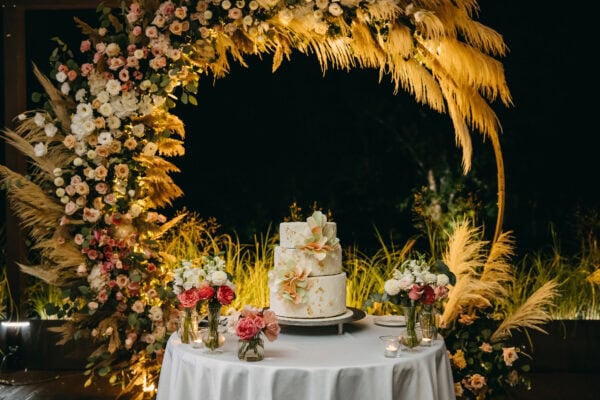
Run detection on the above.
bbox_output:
[1,0,511,394]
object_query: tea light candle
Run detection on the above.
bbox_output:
[421,337,433,347]
[379,335,400,357]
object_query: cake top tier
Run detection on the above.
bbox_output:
[279,211,340,250]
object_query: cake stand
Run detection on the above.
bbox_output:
[273,307,366,334]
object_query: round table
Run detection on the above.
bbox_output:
[156,315,456,400]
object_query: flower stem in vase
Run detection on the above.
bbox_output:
[180,308,197,344]
[203,300,224,352]
[402,305,421,349]
[238,336,265,362]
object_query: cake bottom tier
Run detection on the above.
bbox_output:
[269,272,347,318]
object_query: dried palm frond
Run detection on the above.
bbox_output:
[0,165,64,242]
[490,280,559,342]
[156,138,185,157]
[32,64,74,130]
[479,230,515,302]
[133,109,185,139]
[443,219,486,277]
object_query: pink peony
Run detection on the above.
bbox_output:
[177,288,201,308]
[217,285,235,305]
[236,317,261,340]
[262,310,280,341]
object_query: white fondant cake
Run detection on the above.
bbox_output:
[269,272,347,318]
[269,211,347,319]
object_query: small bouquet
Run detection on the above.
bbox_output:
[230,306,280,361]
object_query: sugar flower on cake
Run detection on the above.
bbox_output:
[298,211,340,260]
[269,259,312,305]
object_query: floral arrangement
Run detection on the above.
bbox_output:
[174,255,235,307]
[229,305,280,360]
[0,0,514,394]
[382,255,454,308]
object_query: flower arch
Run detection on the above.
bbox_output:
[0,0,511,394]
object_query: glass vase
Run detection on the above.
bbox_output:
[202,300,224,352]
[179,308,198,344]
[419,303,438,346]
[401,305,421,349]
[238,336,265,362]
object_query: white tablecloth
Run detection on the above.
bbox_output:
[156,315,456,400]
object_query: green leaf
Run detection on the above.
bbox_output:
[521,364,531,372]
[31,92,42,103]
[188,95,198,106]
[128,312,139,327]
[181,92,188,104]
[98,366,110,377]
[78,285,90,294]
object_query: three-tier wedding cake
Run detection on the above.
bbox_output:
[268,211,347,318]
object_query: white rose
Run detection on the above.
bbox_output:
[98,102,113,117]
[54,177,65,186]
[73,157,83,166]
[384,279,401,296]
[44,123,58,137]
[34,113,46,127]
[55,71,67,83]
[33,142,47,157]
[148,306,163,322]
[211,270,228,286]
[97,90,110,103]
[423,272,437,284]
[398,274,414,290]
[61,82,70,95]
[75,88,87,102]
[53,167,63,176]
[55,188,65,197]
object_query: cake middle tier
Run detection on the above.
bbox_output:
[274,246,343,277]
[269,272,347,318]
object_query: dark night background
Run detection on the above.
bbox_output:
[1,1,597,256]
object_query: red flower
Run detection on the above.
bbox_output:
[177,288,201,308]
[197,285,215,300]
[421,284,436,305]
[217,285,235,305]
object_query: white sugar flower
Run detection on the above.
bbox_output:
[34,113,46,127]
[44,123,58,137]
[33,142,47,157]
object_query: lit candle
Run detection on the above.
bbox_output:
[380,335,400,357]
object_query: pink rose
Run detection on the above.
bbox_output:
[177,288,201,308]
[236,317,261,340]
[197,285,215,300]
[408,284,423,301]
[217,285,235,305]
[262,310,280,341]
[434,285,448,300]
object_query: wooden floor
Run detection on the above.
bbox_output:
[0,369,598,399]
